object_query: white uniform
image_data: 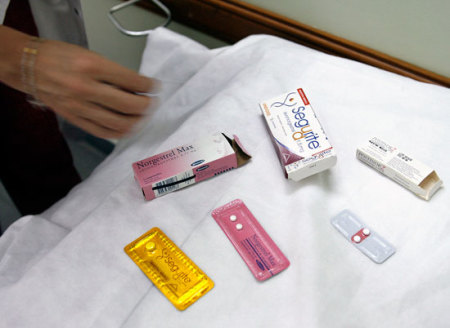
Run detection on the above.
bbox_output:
[0,0,87,47]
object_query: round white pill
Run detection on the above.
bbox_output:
[236,223,243,230]
[362,228,370,236]
[353,235,361,243]
[230,215,237,222]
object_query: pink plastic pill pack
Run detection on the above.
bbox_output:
[212,199,290,281]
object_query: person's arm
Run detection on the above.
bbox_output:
[0,25,30,92]
[0,25,159,139]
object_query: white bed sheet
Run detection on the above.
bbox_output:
[0,27,449,328]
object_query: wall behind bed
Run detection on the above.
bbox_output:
[80,0,449,85]
[245,0,450,79]
[79,0,227,71]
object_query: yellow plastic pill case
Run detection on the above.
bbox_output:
[124,227,214,310]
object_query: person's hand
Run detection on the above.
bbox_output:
[33,39,159,139]
[0,26,159,139]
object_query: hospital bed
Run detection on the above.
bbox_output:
[0,1,449,327]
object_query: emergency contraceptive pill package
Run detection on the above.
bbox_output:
[357,137,443,200]
[212,199,290,281]
[132,133,251,200]
[331,210,396,264]
[260,88,337,181]
[124,227,214,310]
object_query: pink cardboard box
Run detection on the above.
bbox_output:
[132,133,251,200]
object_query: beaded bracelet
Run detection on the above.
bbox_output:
[20,37,46,107]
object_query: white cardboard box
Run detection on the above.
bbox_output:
[260,88,337,181]
[357,137,443,200]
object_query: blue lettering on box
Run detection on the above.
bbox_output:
[196,165,209,172]
[191,160,205,167]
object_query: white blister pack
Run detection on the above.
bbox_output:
[331,210,396,264]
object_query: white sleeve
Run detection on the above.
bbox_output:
[29,0,88,47]
[0,0,11,24]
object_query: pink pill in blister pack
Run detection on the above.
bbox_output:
[212,199,290,281]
